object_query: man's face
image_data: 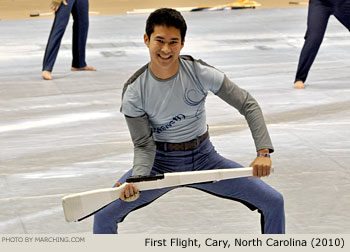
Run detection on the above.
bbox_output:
[144,25,184,78]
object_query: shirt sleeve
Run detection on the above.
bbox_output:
[125,115,156,176]
[215,75,274,153]
[194,59,225,94]
[121,82,145,117]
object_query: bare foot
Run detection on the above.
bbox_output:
[71,66,96,71]
[294,80,305,89]
[42,70,52,80]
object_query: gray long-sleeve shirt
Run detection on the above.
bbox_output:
[121,55,273,176]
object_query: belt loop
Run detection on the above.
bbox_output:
[164,142,167,151]
[196,136,200,147]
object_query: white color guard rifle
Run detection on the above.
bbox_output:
[62,167,273,222]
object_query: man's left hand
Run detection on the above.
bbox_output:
[249,150,272,178]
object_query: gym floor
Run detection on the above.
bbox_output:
[0,6,349,234]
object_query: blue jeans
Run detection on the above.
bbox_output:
[42,0,89,71]
[93,137,285,234]
[295,0,350,83]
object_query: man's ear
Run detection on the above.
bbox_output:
[144,34,150,47]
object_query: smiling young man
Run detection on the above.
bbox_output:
[93,8,285,234]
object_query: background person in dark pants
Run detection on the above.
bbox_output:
[294,0,350,89]
[42,0,95,80]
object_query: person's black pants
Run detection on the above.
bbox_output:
[43,0,89,71]
[295,0,350,83]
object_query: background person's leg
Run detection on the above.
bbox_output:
[333,0,350,31]
[42,1,75,72]
[294,0,332,85]
[71,0,89,69]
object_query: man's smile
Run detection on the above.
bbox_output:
[158,54,172,60]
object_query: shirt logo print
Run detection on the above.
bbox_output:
[152,114,186,134]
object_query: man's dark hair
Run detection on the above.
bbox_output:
[146,8,187,42]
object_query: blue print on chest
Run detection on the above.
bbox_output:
[184,88,206,119]
[152,114,186,134]
[184,88,206,106]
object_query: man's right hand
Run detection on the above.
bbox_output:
[115,182,140,202]
[50,0,68,12]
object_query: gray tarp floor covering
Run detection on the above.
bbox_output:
[0,7,349,233]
